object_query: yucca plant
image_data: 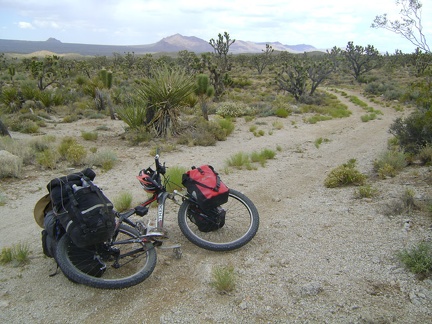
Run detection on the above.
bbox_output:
[136,66,195,137]
[115,98,147,129]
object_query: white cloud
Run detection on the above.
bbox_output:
[18,21,34,29]
[1,0,431,52]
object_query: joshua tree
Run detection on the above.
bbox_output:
[372,0,430,53]
[195,74,214,120]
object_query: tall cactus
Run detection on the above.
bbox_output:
[99,68,113,89]
[97,69,115,119]
[195,74,214,121]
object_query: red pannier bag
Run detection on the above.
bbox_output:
[182,165,229,210]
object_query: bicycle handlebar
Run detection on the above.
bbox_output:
[154,152,166,175]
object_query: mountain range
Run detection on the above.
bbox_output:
[0,34,318,56]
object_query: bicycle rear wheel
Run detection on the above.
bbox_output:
[55,224,157,289]
[178,189,259,251]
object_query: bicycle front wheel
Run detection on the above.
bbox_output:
[55,224,157,289]
[178,189,259,251]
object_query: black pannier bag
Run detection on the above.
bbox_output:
[41,210,65,259]
[182,165,229,232]
[47,168,116,248]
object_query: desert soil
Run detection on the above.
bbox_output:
[1,89,431,323]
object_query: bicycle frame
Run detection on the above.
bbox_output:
[113,153,184,256]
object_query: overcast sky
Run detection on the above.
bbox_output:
[1,0,431,53]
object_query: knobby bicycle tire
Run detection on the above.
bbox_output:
[55,223,157,289]
[178,189,259,251]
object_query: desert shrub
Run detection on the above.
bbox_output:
[58,137,77,157]
[87,150,117,171]
[177,117,228,146]
[0,150,22,178]
[274,107,289,118]
[398,241,432,278]
[58,138,87,165]
[272,121,284,130]
[10,119,40,134]
[210,265,236,293]
[417,144,432,165]
[0,87,19,112]
[116,101,147,129]
[389,110,432,154]
[402,188,417,211]
[66,144,87,165]
[231,76,252,88]
[250,148,276,167]
[0,242,30,266]
[62,114,79,123]
[0,246,13,264]
[215,117,235,137]
[123,126,153,145]
[0,191,6,206]
[373,151,407,178]
[361,113,377,122]
[29,135,56,153]
[314,137,330,148]
[225,152,252,169]
[354,184,379,198]
[164,165,188,192]
[0,137,34,165]
[20,80,39,100]
[216,101,253,118]
[113,191,133,212]
[81,131,98,141]
[36,149,59,169]
[324,159,366,188]
[254,129,265,137]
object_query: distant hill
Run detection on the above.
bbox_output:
[0,34,319,56]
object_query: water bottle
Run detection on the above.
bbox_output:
[72,184,82,192]
[81,178,90,188]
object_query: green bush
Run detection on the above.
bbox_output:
[389,110,432,154]
[216,118,235,137]
[275,107,289,118]
[225,152,252,169]
[81,131,98,141]
[324,159,366,188]
[0,242,30,266]
[210,265,236,293]
[87,150,117,171]
[216,101,253,118]
[58,137,87,165]
[355,184,379,198]
[417,145,432,165]
[373,151,407,178]
[0,150,22,178]
[66,144,87,165]
[164,165,188,192]
[58,137,77,158]
[115,101,147,129]
[113,191,133,212]
[398,241,432,278]
[177,117,229,146]
[36,149,59,169]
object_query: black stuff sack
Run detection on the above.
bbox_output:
[41,210,65,259]
[182,165,229,232]
[187,205,226,232]
[47,169,116,248]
